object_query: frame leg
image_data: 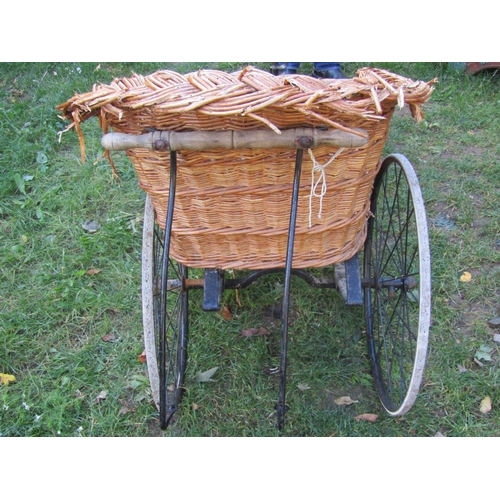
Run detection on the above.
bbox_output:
[276,149,303,430]
[159,150,178,429]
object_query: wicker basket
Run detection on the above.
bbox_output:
[57,66,435,270]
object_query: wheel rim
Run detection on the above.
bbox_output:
[142,195,188,429]
[364,154,431,416]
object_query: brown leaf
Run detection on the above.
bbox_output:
[118,399,136,415]
[354,413,379,422]
[101,333,119,342]
[242,327,270,338]
[218,304,232,321]
[241,328,259,337]
[86,268,101,275]
[138,350,147,363]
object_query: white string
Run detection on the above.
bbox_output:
[307,148,345,227]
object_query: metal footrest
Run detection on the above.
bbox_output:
[334,254,363,306]
[202,269,225,311]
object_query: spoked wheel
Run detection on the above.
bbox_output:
[142,194,188,429]
[363,154,431,416]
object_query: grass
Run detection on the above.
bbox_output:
[1,62,499,437]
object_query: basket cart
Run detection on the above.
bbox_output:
[57,66,436,431]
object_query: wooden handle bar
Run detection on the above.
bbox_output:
[101,127,369,152]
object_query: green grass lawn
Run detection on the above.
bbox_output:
[1,62,499,437]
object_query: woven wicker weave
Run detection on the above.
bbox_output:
[57,66,436,270]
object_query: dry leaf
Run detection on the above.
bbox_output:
[334,396,358,406]
[479,396,492,414]
[297,383,311,391]
[242,327,270,337]
[118,399,135,415]
[93,390,108,404]
[82,220,101,233]
[138,350,147,363]
[101,333,119,342]
[0,373,16,386]
[459,271,472,282]
[355,413,379,422]
[86,268,101,275]
[218,304,232,321]
[241,328,259,337]
[196,367,219,383]
[192,403,199,411]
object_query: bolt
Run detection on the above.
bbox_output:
[296,136,314,149]
[153,139,169,151]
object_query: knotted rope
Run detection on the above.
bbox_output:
[307,147,345,227]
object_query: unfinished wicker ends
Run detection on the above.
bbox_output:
[57,66,436,269]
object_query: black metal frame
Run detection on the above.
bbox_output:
[159,149,375,430]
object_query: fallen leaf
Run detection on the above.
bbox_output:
[218,304,232,321]
[334,396,358,406]
[488,317,500,328]
[475,344,493,361]
[101,333,119,342]
[242,327,270,337]
[479,396,492,414]
[493,334,500,343]
[138,350,147,363]
[82,220,101,233]
[434,431,445,437]
[241,328,259,337]
[192,403,199,411]
[0,373,16,386]
[118,399,136,415]
[457,364,468,373]
[354,413,378,422]
[297,383,311,391]
[459,271,472,282]
[196,367,219,383]
[93,390,108,404]
[86,268,101,275]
